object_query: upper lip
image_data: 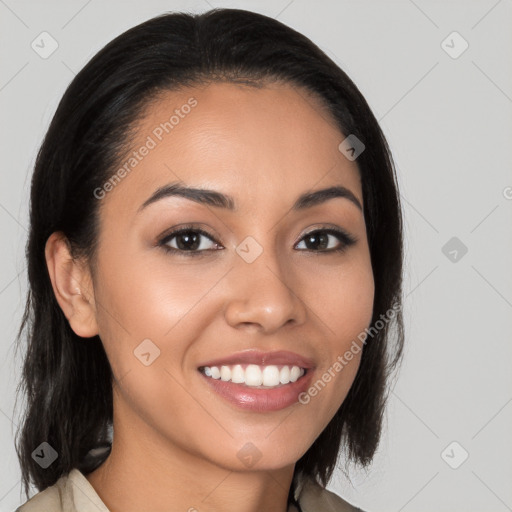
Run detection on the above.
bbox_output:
[197,349,315,369]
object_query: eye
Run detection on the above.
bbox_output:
[158,225,222,257]
[295,227,357,253]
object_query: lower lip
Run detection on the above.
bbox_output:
[199,370,314,412]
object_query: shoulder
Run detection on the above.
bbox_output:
[15,468,109,512]
[15,473,69,512]
[295,474,365,512]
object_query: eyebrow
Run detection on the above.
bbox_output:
[137,182,363,214]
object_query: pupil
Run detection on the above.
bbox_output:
[177,231,200,250]
[306,232,327,250]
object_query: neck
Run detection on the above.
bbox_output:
[85,408,295,512]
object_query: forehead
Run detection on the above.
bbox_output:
[100,81,362,218]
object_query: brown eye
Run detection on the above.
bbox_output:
[295,228,357,253]
[159,227,222,256]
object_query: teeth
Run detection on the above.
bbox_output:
[231,364,245,383]
[290,366,301,382]
[245,364,263,386]
[262,365,280,386]
[220,366,231,381]
[201,364,305,388]
[279,366,290,384]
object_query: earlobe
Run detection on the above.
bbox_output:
[45,232,99,338]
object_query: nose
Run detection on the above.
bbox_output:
[223,244,307,334]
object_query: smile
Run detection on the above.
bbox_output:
[199,364,306,388]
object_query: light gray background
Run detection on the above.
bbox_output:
[1,1,511,511]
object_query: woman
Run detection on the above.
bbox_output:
[14,8,404,512]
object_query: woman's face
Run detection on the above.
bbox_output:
[86,81,374,472]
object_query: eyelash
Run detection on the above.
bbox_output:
[157,224,358,258]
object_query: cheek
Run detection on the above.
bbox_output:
[93,248,225,341]
[300,257,374,415]
[334,269,375,349]
[91,248,236,405]
[307,254,375,346]
[90,256,212,440]
[332,264,374,386]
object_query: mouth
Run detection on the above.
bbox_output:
[197,350,315,412]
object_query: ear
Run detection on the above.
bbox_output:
[45,231,99,338]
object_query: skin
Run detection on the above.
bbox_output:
[45,81,375,512]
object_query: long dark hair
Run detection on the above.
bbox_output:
[14,7,404,500]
